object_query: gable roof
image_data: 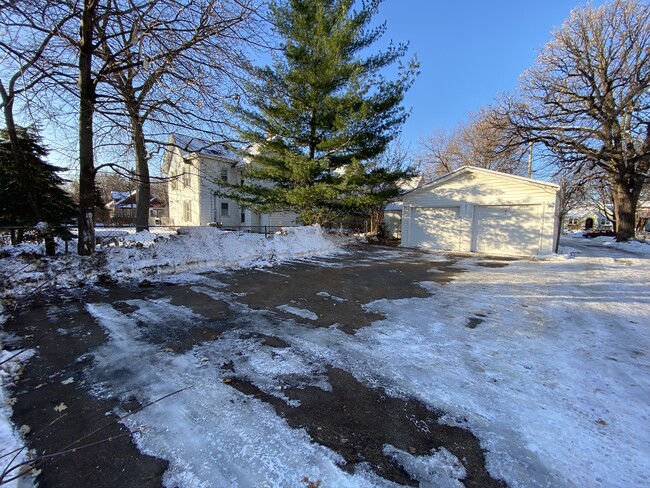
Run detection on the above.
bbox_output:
[106,191,164,209]
[171,133,232,158]
[407,166,560,197]
[110,191,131,203]
[162,134,237,174]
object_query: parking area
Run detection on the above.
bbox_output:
[4,246,513,487]
[4,242,649,487]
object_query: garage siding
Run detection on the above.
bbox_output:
[401,168,559,257]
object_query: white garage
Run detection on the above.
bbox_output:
[401,166,559,257]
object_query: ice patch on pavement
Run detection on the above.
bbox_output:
[317,291,347,302]
[276,305,318,321]
[84,301,380,487]
[383,445,466,488]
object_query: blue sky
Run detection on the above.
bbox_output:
[376,0,605,150]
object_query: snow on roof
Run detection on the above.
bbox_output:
[110,191,131,203]
[106,191,164,208]
[162,134,239,175]
[171,134,235,159]
[385,202,403,211]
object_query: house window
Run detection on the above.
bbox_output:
[241,210,246,224]
[220,168,228,182]
[182,171,191,187]
[221,202,229,216]
[183,201,192,222]
[170,171,178,190]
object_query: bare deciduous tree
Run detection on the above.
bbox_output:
[94,0,264,232]
[0,0,77,221]
[418,106,527,181]
[498,0,650,241]
[362,139,416,234]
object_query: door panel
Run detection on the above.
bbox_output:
[472,205,541,256]
[409,207,461,251]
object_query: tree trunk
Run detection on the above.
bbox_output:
[612,177,641,242]
[132,116,150,232]
[554,213,564,253]
[77,0,97,255]
[369,207,383,235]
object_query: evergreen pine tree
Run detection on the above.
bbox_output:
[0,127,77,227]
[232,0,418,224]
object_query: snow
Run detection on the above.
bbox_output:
[0,344,34,488]
[277,304,319,320]
[0,225,343,304]
[0,225,346,486]
[1,232,650,487]
[382,445,466,488]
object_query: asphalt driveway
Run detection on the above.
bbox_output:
[4,245,514,487]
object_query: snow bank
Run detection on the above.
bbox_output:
[0,225,344,304]
[590,236,650,255]
[104,225,340,277]
[0,343,34,488]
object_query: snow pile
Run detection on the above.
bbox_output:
[590,236,650,254]
[0,343,34,488]
[0,225,344,305]
[104,225,341,278]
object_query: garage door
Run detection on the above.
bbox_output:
[409,207,461,251]
[472,205,541,256]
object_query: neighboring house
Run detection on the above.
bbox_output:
[383,202,403,238]
[105,191,166,225]
[400,166,559,257]
[565,207,612,231]
[162,134,298,228]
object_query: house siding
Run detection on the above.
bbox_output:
[164,136,300,229]
[401,168,559,256]
[167,151,202,226]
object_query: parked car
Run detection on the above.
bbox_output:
[583,228,616,238]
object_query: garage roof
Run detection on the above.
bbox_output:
[408,166,560,196]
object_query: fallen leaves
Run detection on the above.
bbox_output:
[53,402,67,412]
[301,477,321,488]
[18,424,31,436]
[61,377,74,385]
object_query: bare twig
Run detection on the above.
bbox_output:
[0,385,192,485]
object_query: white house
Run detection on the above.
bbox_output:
[400,166,560,257]
[162,134,298,228]
[565,207,613,231]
